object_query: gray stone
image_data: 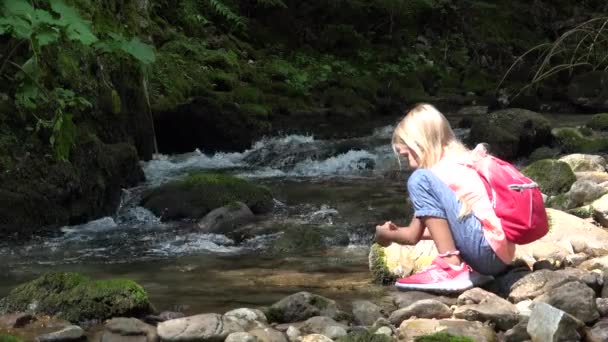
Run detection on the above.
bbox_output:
[391,291,456,308]
[508,269,577,303]
[351,300,383,326]
[225,332,258,342]
[267,292,339,323]
[249,327,288,342]
[299,316,347,340]
[0,313,35,329]
[587,318,608,342]
[559,154,607,173]
[388,299,452,326]
[399,318,497,342]
[36,325,85,342]
[454,288,519,331]
[568,179,606,207]
[597,298,608,317]
[286,326,301,342]
[157,313,244,341]
[197,201,255,235]
[533,280,599,324]
[375,326,393,337]
[300,334,332,342]
[224,308,267,330]
[527,302,582,342]
[503,317,530,342]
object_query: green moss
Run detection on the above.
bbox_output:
[141,172,273,220]
[336,331,392,342]
[554,128,608,153]
[567,205,593,219]
[587,113,608,131]
[547,193,571,210]
[269,226,349,255]
[522,159,576,196]
[240,103,270,118]
[0,272,151,323]
[368,243,394,285]
[110,89,122,115]
[0,334,24,342]
[415,333,475,342]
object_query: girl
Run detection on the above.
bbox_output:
[375,103,514,291]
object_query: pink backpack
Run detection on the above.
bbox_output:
[467,156,549,245]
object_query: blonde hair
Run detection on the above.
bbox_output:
[392,103,472,217]
[392,103,468,168]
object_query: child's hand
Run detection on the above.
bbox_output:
[375,222,395,247]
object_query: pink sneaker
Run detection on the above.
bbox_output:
[395,257,473,292]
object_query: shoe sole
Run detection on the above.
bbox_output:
[394,279,474,292]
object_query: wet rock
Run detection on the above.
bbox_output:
[597,298,608,317]
[533,280,599,324]
[351,300,384,326]
[454,288,519,331]
[35,325,85,342]
[299,316,347,339]
[508,269,577,303]
[225,332,258,342]
[502,317,530,342]
[249,327,288,342]
[266,292,340,324]
[559,154,607,173]
[457,106,488,116]
[388,299,452,326]
[391,291,457,308]
[157,313,244,341]
[399,318,497,342]
[0,313,35,328]
[526,302,583,342]
[300,334,332,342]
[197,201,255,236]
[99,318,157,342]
[587,318,608,342]
[568,180,606,207]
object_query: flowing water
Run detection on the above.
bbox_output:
[0,110,593,315]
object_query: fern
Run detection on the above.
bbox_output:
[207,0,245,31]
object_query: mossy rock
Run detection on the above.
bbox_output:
[553,128,608,153]
[141,172,273,221]
[336,330,392,342]
[587,113,608,131]
[521,159,576,196]
[368,242,436,285]
[415,333,475,342]
[269,226,350,255]
[0,272,151,323]
[0,335,24,342]
[468,108,552,160]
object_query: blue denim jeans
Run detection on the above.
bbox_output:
[407,169,508,275]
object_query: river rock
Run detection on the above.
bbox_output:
[388,299,452,326]
[224,308,267,330]
[298,316,347,339]
[568,179,607,207]
[597,298,608,317]
[592,193,608,227]
[503,317,530,342]
[587,318,608,341]
[157,313,244,341]
[575,171,608,184]
[526,302,583,342]
[286,326,301,342]
[249,327,288,342]
[225,332,258,342]
[351,300,384,326]
[454,288,519,331]
[197,201,255,235]
[508,269,578,303]
[368,241,437,284]
[36,325,85,342]
[533,280,599,324]
[300,334,333,342]
[559,154,607,172]
[516,209,608,264]
[97,318,157,342]
[391,291,457,308]
[398,318,497,342]
[266,292,339,324]
[0,313,35,328]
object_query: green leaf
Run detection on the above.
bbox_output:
[2,0,35,16]
[50,0,98,45]
[35,27,60,47]
[15,83,39,110]
[120,37,156,64]
[33,8,57,25]
[51,113,76,161]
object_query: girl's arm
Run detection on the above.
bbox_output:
[375,217,427,246]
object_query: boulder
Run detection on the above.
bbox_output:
[157,313,244,341]
[197,201,255,236]
[533,281,599,324]
[454,288,519,331]
[468,108,552,160]
[368,242,437,284]
[265,292,340,324]
[141,172,273,221]
[526,302,584,342]
[521,159,576,196]
[388,299,452,326]
[559,154,607,172]
[0,272,151,323]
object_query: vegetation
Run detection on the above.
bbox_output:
[415,333,474,342]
